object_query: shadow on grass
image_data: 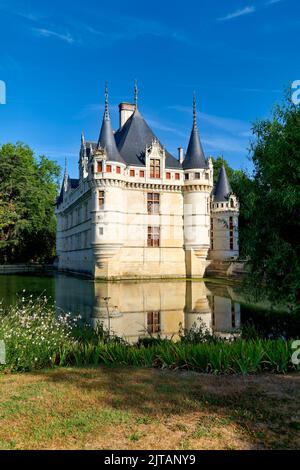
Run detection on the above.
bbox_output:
[35,366,300,449]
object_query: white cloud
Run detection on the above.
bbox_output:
[32,28,74,44]
[265,0,282,5]
[167,105,250,137]
[218,6,255,22]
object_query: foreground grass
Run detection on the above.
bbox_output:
[0,367,299,450]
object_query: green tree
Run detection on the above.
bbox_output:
[243,98,300,305]
[0,143,60,263]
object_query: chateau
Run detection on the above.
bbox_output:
[56,85,239,279]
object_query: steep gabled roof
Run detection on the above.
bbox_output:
[182,96,207,170]
[97,86,125,164]
[56,177,79,206]
[114,108,181,169]
[214,164,232,202]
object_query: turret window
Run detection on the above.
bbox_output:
[185,173,189,180]
[116,166,121,174]
[106,164,112,173]
[147,226,160,247]
[150,159,160,179]
[195,173,200,179]
[166,172,171,179]
[97,162,103,172]
[229,216,234,250]
[130,169,135,177]
[139,170,145,177]
[98,191,105,209]
[147,193,160,214]
[175,173,180,180]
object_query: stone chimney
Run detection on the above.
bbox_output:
[119,103,136,128]
[178,147,184,164]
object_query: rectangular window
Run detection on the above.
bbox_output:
[116,166,121,174]
[106,164,112,173]
[195,172,200,179]
[147,193,160,214]
[229,216,233,250]
[150,159,160,179]
[175,173,180,180]
[139,170,145,177]
[97,161,103,172]
[185,173,189,180]
[147,311,160,333]
[130,169,135,177]
[166,172,171,179]
[98,191,105,209]
[147,226,160,247]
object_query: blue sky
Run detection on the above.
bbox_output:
[0,0,298,178]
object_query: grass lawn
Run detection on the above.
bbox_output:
[0,367,299,450]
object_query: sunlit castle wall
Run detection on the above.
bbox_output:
[183,159,214,278]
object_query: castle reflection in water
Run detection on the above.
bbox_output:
[55,276,241,342]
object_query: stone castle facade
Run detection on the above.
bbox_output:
[56,86,239,279]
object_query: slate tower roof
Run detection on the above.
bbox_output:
[183,95,207,170]
[214,164,232,201]
[97,85,125,164]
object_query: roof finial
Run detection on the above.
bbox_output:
[63,157,68,191]
[64,157,68,177]
[81,130,85,146]
[134,79,138,108]
[104,82,109,119]
[193,91,197,128]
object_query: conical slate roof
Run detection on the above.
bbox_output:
[214,164,232,202]
[114,108,181,169]
[97,87,125,164]
[183,96,206,170]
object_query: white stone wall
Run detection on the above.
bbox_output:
[210,198,239,260]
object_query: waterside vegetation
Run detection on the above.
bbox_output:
[1,296,299,374]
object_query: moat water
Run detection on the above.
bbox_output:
[0,273,295,341]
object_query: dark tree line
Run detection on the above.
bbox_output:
[0,143,60,263]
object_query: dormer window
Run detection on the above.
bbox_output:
[97,162,103,172]
[150,159,160,179]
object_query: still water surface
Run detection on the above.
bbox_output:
[0,273,270,342]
